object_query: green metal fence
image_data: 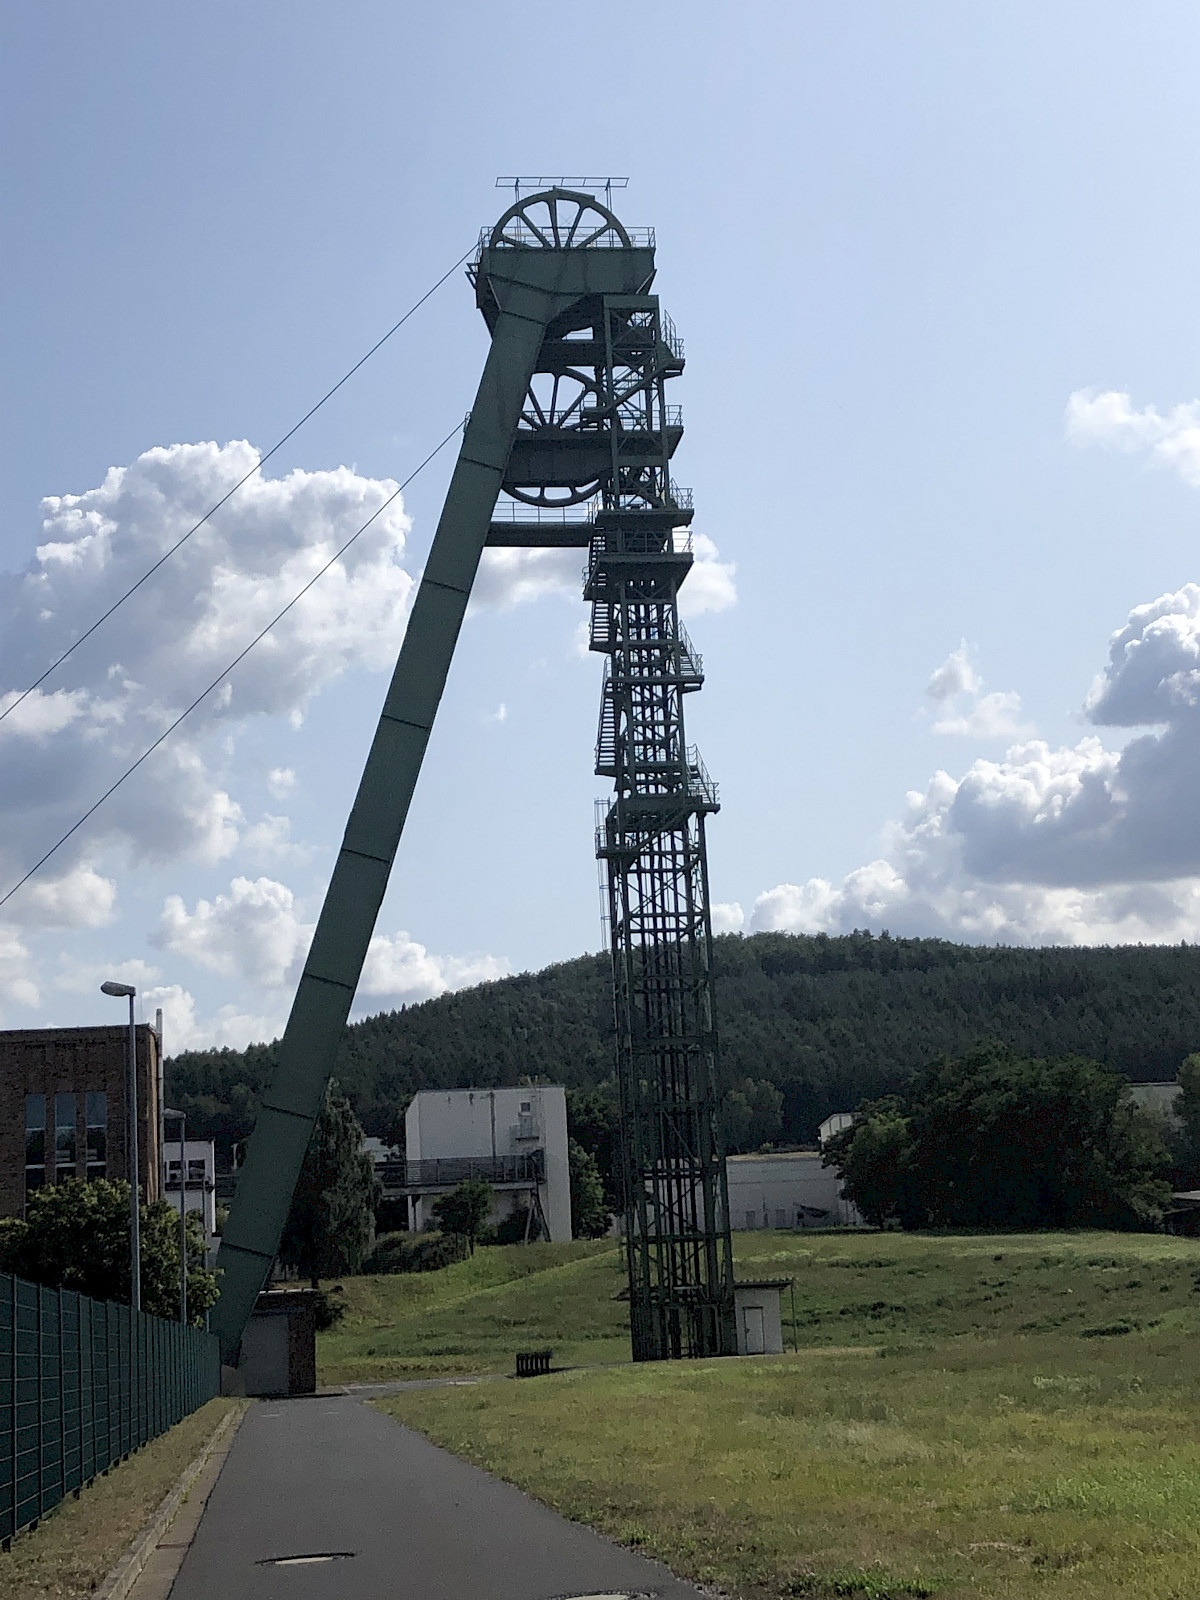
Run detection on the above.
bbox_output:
[0,1272,220,1543]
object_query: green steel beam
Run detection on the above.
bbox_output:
[212,199,655,1364]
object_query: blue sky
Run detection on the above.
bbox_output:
[5,2,1200,1048]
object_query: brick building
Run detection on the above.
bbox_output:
[0,1025,163,1218]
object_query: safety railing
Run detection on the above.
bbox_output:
[0,1272,220,1544]
[374,1153,545,1192]
[476,224,655,254]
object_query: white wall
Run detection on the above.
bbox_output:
[726,1151,862,1229]
[164,1137,217,1242]
[405,1086,572,1242]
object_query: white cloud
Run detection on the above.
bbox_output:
[143,982,285,1054]
[933,690,1031,740]
[0,927,38,1014]
[156,875,311,987]
[679,533,737,618]
[0,442,417,928]
[266,767,295,799]
[926,641,981,703]
[55,957,162,995]
[752,582,1200,945]
[1066,389,1200,487]
[924,641,1031,740]
[710,901,745,934]
[359,929,510,1006]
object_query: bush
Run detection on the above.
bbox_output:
[311,1286,346,1330]
[363,1231,467,1274]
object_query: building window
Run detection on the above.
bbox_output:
[55,1093,76,1183]
[86,1092,107,1181]
[187,1157,206,1185]
[25,1094,46,1197]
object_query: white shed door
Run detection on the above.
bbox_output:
[742,1304,765,1355]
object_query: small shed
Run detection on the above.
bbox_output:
[733,1278,789,1356]
[234,1288,319,1396]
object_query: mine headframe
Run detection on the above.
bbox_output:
[211,187,734,1367]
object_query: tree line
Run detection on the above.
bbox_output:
[167,932,1200,1163]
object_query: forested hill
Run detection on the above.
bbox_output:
[166,931,1200,1157]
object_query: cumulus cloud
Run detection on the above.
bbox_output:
[143,982,286,1055]
[926,642,980,703]
[710,901,745,934]
[359,930,510,1004]
[0,442,417,930]
[157,875,311,987]
[924,641,1031,740]
[752,583,1200,945]
[1067,389,1200,487]
[153,870,508,1037]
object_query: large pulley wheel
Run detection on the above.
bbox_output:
[489,188,630,251]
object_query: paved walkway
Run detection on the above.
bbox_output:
[165,1392,706,1600]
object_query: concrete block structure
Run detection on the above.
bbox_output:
[0,1024,163,1217]
[726,1150,862,1230]
[394,1086,572,1241]
[733,1279,787,1355]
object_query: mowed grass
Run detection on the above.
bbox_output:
[322,1228,1200,1384]
[380,1329,1200,1600]
[359,1230,1200,1598]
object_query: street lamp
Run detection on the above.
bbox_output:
[164,1107,188,1325]
[100,981,141,1313]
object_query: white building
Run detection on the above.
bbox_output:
[398,1086,572,1241]
[163,1138,217,1251]
[726,1150,862,1230]
[817,1112,854,1147]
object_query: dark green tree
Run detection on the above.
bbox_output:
[822,1100,916,1228]
[566,1086,622,1210]
[1172,1053,1200,1185]
[568,1138,611,1238]
[279,1078,376,1284]
[432,1178,493,1253]
[825,1045,1172,1231]
[0,1179,219,1323]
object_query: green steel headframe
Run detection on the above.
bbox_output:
[211,188,734,1365]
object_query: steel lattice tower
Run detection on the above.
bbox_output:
[585,317,737,1363]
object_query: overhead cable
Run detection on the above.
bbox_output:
[0,420,464,913]
[0,242,476,728]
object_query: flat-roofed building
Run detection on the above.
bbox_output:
[726,1150,862,1230]
[0,1024,163,1217]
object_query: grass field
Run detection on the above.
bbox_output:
[343,1230,1200,1599]
[321,1228,1200,1385]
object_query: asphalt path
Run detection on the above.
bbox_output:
[169,1391,707,1600]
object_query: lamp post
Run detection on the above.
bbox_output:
[164,1107,187,1324]
[100,981,140,1313]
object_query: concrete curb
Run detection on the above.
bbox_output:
[95,1402,245,1600]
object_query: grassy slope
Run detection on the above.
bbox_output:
[319,1239,622,1384]
[323,1229,1200,1384]
[360,1231,1200,1599]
